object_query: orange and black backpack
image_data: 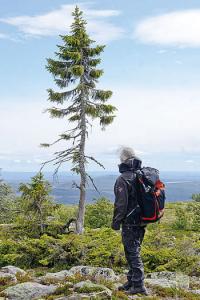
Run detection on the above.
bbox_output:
[135,167,165,223]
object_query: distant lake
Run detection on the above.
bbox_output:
[2,171,200,204]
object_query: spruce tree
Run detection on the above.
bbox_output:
[41,6,116,233]
[19,173,55,235]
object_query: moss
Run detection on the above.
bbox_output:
[40,277,70,285]
[95,278,114,290]
[45,296,61,300]
[52,283,73,296]
[190,281,200,290]
[111,290,129,299]
[33,268,48,277]
[0,276,13,286]
[75,285,105,293]
[65,273,93,284]
[0,281,15,293]
[138,297,162,300]
[149,285,200,300]
[15,272,32,283]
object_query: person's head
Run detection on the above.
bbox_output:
[118,146,142,170]
[119,146,136,163]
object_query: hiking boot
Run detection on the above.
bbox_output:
[118,281,132,291]
[126,285,148,295]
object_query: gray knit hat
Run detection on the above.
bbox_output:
[119,146,136,163]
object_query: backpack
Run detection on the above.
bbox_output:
[135,167,166,223]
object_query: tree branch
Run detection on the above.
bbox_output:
[86,173,100,194]
[85,156,105,169]
[72,181,81,190]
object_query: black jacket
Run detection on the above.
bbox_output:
[111,158,142,230]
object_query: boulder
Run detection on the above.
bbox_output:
[2,282,57,300]
[1,266,26,276]
[145,271,190,289]
[0,271,17,284]
[93,267,119,282]
[69,266,119,282]
[66,296,90,300]
[74,279,106,291]
[191,290,200,295]
[67,291,111,299]
[145,278,177,288]
[146,271,176,281]
[73,279,112,299]
[69,266,94,277]
[38,270,72,283]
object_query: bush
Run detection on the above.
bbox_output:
[0,181,16,223]
[17,173,56,235]
[190,202,200,231]
[53,204,77,224]
[192,193,200,202]
[85,197,113,229]
[172,206,188,230]
[0,202,199,277]
[0,228,124,270]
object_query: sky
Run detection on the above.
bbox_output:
[1,0,200,172]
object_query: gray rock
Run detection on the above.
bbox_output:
[69,266,119,282]
[67,295,90,300]
[67,289,112,300]
[145,271,190,289]
[94,267,119,282]
[112,282,122,290]
[175,273,190,289]
[191,290,200,295]
[145,278,177,288]
[0,271,17,284]
[38,270,71,283]
[74,280,93,289]
[69,266,94,277]
[73,279,112,299]
[1,266,26,276]
[146,271,176,280]
[3,282,57,300]
[74,279,105,291]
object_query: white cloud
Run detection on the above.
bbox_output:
[157,49,167,54]
[0,156,7,160]
[0,33,14,41]
[0,33,7,39]
[1,4,123,42]
[2,87,200,171]
[185,160,194,164]
[175,60,183,65]
[86,87,200,156]
[134,9,200,47]
[34,158,44,164]
[14,159,21,163]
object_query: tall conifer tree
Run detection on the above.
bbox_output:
[41,6,116,233]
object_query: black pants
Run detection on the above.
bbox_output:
[122,224,146,287]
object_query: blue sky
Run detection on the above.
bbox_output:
[1,0,200,172]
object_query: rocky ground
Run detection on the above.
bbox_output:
[0,265,200,300]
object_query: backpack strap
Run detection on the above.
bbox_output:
[121,174,141,219]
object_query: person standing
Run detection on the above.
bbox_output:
[111,147,148,295]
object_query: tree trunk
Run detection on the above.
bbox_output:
[76,94,87,234]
